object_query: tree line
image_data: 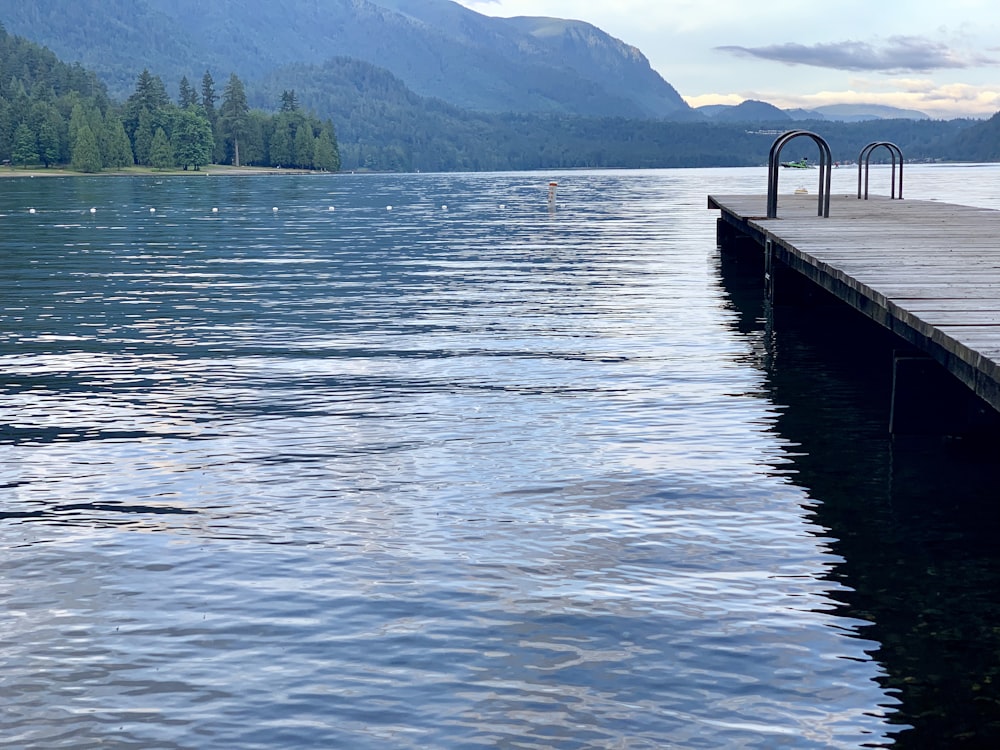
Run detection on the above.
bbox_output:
[0,24,339,172]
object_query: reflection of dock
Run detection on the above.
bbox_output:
[710,192,1000,433]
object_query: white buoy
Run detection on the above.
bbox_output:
[386,205,393,211]
[89,207,96,214]
[212,207,219,213]
[441,204,447,211]
[499,204,506,210]
[272,206,279,212]
[28,208,35,214]
[150,207,156,213]
[328,206,335,211]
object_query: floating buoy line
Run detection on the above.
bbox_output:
[11,192,552,221]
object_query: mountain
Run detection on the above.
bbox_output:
[698,100,931,123]
[0,0,693,120]
[697,99,790,122]
[940,111,1000,161]
[809,104,930,122]
[785,108,828,121]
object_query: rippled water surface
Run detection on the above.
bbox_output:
[0,167,997,748]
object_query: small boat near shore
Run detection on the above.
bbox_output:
[781,158,815,169]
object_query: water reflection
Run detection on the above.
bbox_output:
[718,242,1000,746]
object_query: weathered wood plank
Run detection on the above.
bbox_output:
[710,193,1000,412]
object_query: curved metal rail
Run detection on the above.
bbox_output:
[857,141,903,200]
[766,130,833,218]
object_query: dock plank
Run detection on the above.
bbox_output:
[710,193,1000,412]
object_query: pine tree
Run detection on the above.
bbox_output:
[0,102,14,162]
[103,111,134,169]
[123,69,171,158]
[323,121,341,172]
[201,71,217,116]
[280,90,298,113]
[68,103,89,150]
[313,125,339,171]
[178,76,198,109]
[219,73,249,167]
[11,123,38,167]
[70,123,102,172]
[268,114,293,167]
[294,122,314,169]
[149,127,174,170]
[131,69,170,112]
[36,120,59,167]
[133,110,154,166]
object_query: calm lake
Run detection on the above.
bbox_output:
[1,166,999,748]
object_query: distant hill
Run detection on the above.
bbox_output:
[785,108,827,121]
[0,0,694,120]
[940,111,1000,161]
[698,100,931,123]
[697,100,790,122]
[809,104,930,122]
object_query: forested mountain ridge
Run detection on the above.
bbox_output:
[255,57,975,172]
[0,0,693,119]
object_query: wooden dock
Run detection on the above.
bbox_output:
[709,192,1000,428]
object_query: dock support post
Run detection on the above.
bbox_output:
[764,239,775,300]
[764,240,817,305]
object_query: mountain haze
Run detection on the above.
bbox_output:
[0,0,693,119]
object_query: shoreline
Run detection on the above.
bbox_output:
[0,165,326,178]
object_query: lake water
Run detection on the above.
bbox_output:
[1,166,999,748]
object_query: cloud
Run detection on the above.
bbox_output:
[717,36,998,73]
[683,79,1000,119]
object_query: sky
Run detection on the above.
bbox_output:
[456,0,1000,118]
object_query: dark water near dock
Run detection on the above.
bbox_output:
[0,167,998,748]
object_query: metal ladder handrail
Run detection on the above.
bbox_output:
[766,130,833,219]
[857,141,903,200]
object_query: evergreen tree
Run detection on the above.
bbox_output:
[149,126,174,169]
[0,101,15,162]
[120,72,164,166]
[280,90,298,113]
[68,102,89,149]
[11,122,37,167]
[219,73,249,167]
[197,71,223,161]
[131,69,170,113]
[294,121,314,169]
[313,124,339,171]
[70,123,102,172]
[200,70,217,115]
[133,109,155,165]
[322,120,341,171]
[36,119,59,166]
[103,110,134,169]
[178,76,198,109]
[240,111,266,166]
[268,113,293,166]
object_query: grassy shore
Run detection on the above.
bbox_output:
[0,164,323,178]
